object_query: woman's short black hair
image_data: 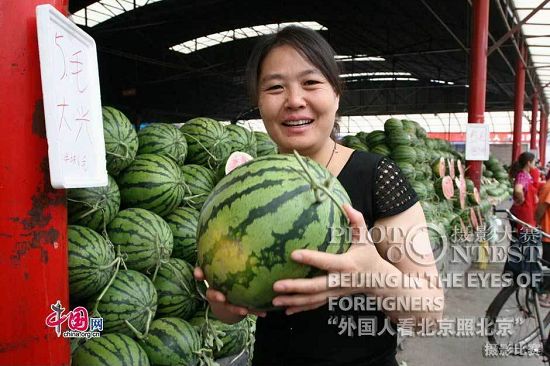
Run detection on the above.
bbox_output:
[245,26,343,139]
[245,25,343,106]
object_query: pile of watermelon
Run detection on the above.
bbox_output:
[341,118,512,268]
[67,107,276,365]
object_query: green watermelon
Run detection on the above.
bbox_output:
[72,333,150,366]
[68,225,116,301]
[117,154,185,217]
[396,161,416,181]
[102,106,138,176]
[164,207,200,264]
[390,146,417,164]
[411,181,428,200]
[106,208,173,273]
[68,175,120,232]
[386,131,411,146]
[365,130,386,148]
[190,309,250,359]
[94,270,157,337]
[137,123,187,166]
[180,117,231,169]
[254,131,277,156]
[370,144,391,156]
[138,318,201,366]
[384,118,403,133]
[180,164,216,210]
[197,153,351,310]
[226,124,257,157]
[153,258,200,320]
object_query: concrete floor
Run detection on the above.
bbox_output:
[397,263,549,366]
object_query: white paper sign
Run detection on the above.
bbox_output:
[36,4,107,188]
[465,123,490,161]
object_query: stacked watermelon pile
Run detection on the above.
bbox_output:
[67,107,276,366]
[341,118,512,257]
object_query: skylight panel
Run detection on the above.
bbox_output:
[334,55,385,62]
[71,0,162,27]
[170,22,327,55]
[340,72,411,78]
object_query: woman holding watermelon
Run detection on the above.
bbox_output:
[195,26,444,365]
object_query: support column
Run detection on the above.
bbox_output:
[530,95,539,152]
[541,109,548,166]
[0,1,69,365]
[512,44,527,162]
[466,0,490,189]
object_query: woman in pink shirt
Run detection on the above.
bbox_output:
[509,152,537,230]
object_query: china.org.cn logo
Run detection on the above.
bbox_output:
[45,300,103,339]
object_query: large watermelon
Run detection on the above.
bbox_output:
[197,153,351,310]
[180,164,216,210]
[117,154,185,217]
[106,208,173,273]
[93,270,157,337]
[68,225,116,301]
[138,318,201,366]
[68,175,120,232]
[102,106,139,176]
[153,258,200,320]
[137,123,187,166]
[226,124,257,157]
[72,333,150,366]
[180,117,231,169]
[164,206,200,264]
[254,131,277,156]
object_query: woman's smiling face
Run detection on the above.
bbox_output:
[257,44,340,154]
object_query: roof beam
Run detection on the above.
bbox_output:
[419,0,468,53]
[488,0,550,56]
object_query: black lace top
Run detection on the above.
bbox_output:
[252,151,419,366]
[374,157,419,220]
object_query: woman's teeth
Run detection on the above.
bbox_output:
[283,119,313,126]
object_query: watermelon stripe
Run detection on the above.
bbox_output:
[230,184,311,237]
[78,344,112,365]
[160,318,196,353]
[92,337,127,364]
[110,210,158,238]
[199,177,303,238]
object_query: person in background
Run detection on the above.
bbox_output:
[509,152,537,231]
[535,179,550,306]
[530,161,543,194]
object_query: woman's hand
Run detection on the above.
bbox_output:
[271,204,384,316]
[193,267,267,323]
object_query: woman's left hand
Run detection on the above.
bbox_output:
[271,204,384,315]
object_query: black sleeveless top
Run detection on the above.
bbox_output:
[252,151,419,366]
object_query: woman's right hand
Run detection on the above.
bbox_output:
[194,267,267,323]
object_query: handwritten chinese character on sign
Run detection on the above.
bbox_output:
[36,4,107,188]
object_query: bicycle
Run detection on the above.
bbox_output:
[485,208,550,363]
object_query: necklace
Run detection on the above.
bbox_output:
[325,140,337,168]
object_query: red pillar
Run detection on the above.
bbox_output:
[0,1,70,365]
[541,109,548,165]
[466,0,490,190]
[530,95,539,151]
[512,44,527,162]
